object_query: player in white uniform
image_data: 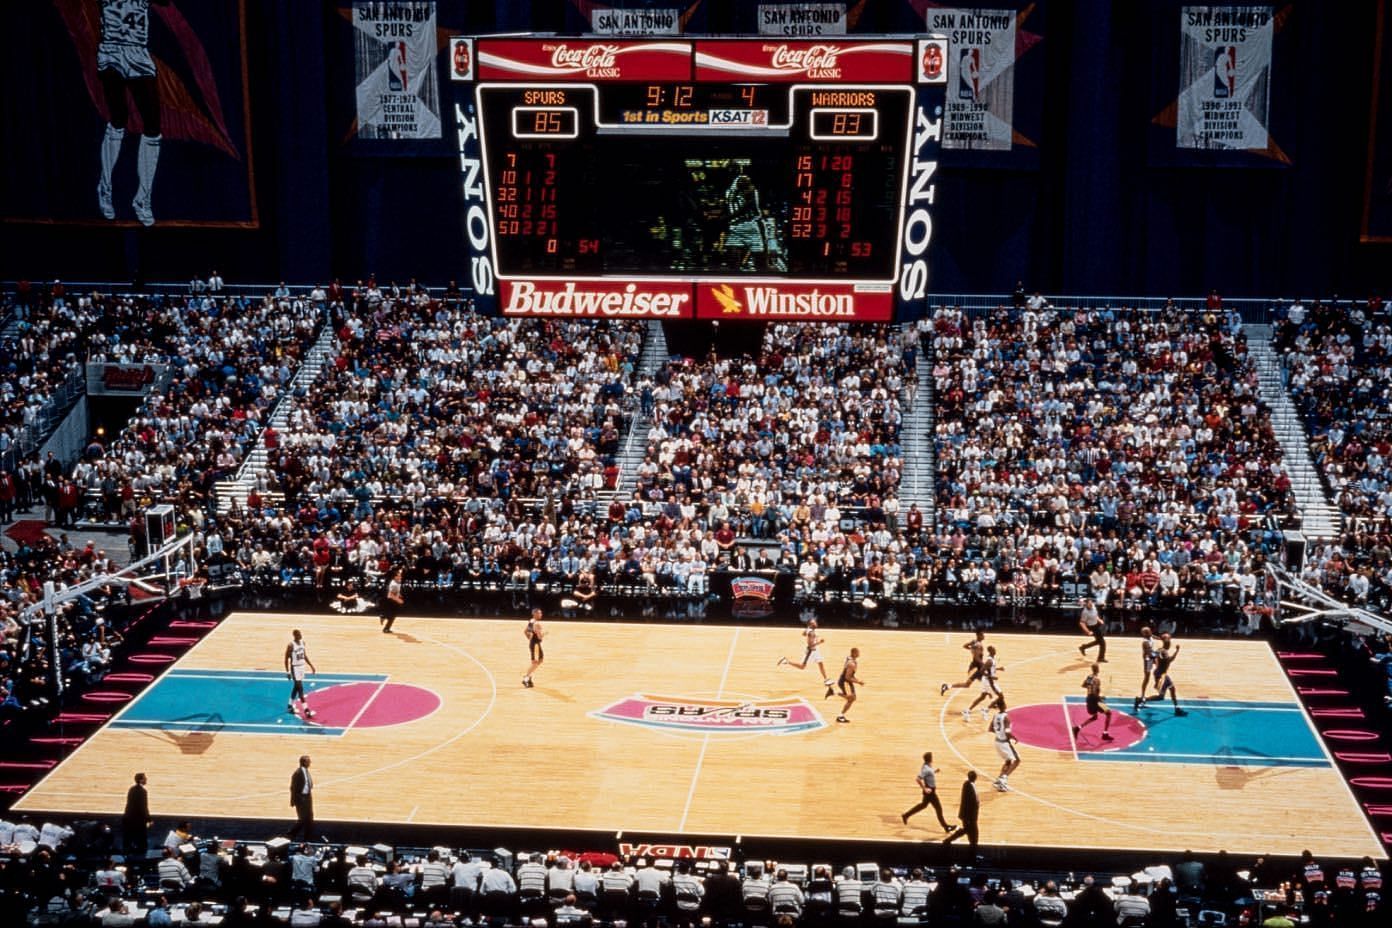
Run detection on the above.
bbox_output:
[96,0,166,225]
[724,173,766,270]
[963,645,1002,721]
[1134,626,1158,712]
[778,618,835,691]
[990,698,1021,791]
[284,629,317,719]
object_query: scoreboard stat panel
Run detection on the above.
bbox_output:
[450,36,949,321]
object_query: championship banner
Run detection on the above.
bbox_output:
[1176,6,1273,150]
[0,0,257,228]
[563,1,708,35]
[756,3,850,36]
[353,1,440,140]
[924,7,1017,151]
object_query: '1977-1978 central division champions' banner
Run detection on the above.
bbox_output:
[1176,5,1273,150]
[353,1,440,140]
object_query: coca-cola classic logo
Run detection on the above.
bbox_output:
[549,43,620,71]
[768,43,841,75]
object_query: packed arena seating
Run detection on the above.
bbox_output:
[0,818,1381,928]
[0,284,87,471]
[625,322,909,596]
[222,294,644,594]
[929,303,1290,615]
[1274,298,1392,609]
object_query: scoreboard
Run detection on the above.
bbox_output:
[450,36,948,321]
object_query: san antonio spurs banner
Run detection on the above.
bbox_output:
[923,8,1017,151]
[1177,6,1273,150]
[353,1,440,140]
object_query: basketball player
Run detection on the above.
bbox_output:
[940,629,986,696]
[1073,663,1115,743]
[96,0,167,226]
[1133,626,1158,713]
[380,567,403,633]
[283,629,317,719]
[1078,597,1107,661]
[779,618,835,691]
[834,647,863,724]
[1146,634,1189,716]
[522,607,545,688]
[990,698,1021,792]
[724,172,766,271]
[963,645,1002,721]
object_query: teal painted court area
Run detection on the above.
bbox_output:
[107,669,441,737]
[1068,696,1330,768]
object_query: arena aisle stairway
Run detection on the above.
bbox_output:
[1247,324,1342,539]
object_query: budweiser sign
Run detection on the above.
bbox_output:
[87,362,166,395]
[501,280,692,318]
[697,282,893,321]
[550,43,621,75]
[769,43,842,77]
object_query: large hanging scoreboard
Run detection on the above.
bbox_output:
[450,36,948,320]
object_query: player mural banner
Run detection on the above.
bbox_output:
[0,0,257,227]
[1363,0,1392,242]
[923,7,1017,151]
[1177,6,1273,150]
[353,1,440,140]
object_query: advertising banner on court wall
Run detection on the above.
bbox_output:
[922,7,1017,151]
[1177,5,1273,150]
[353,1,440,140]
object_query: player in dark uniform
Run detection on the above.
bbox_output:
[1145,633,1188,716]
[1134,626,1158,712]
[964,645,1003,722]
[833,647,863,723]
[941,629,986,696]
[522,607,545,688]
[1073,663,1114,743]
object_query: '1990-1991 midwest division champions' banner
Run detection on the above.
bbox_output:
[922,7,1017,151]
[1177,6,1272,150]
[353,1,440,139]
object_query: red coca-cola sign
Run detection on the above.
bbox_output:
[694,39,914,82]
[477,39,693,81]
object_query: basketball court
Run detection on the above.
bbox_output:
[13,613,1385,859]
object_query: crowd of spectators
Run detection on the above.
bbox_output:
[927,303,1290,615]
[1274,297,1392,610]
[216,293,643,595]
[1,282,87,470]
[0,819,1381,927]
[1,277,322,726]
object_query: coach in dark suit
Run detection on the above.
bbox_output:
[122,772,151,857]
[942,770,980,858]
[288,755,314,840]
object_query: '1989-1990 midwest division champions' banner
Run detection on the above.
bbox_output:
[1177,6,1273,150]
[922,7,1017,151]
[353,1,440,139]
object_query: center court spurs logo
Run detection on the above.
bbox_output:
[592,694,826,735]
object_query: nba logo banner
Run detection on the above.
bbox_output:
[920,8,1018,151]
[352,1,441,140]
[1176,6,1273,150]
